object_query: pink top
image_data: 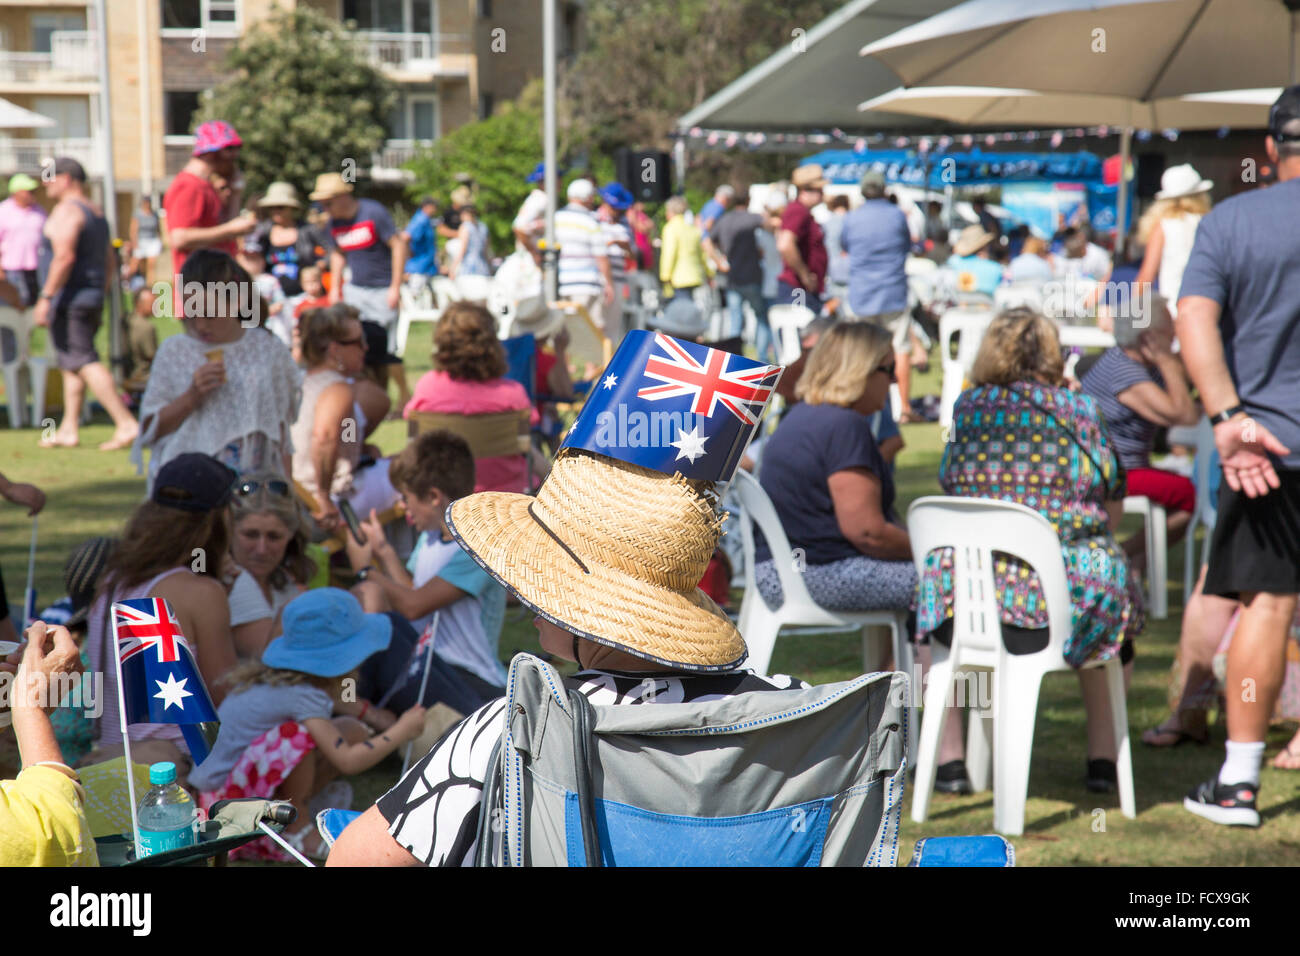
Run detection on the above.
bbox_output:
[403,369,534,493]
[0,197,47,271]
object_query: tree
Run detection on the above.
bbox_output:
[196,5,399,202]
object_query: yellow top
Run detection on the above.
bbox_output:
[659,216,712,292]
[0,766,99,867]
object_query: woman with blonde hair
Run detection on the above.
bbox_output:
[753,320,916,615]
[1135,164,1213,306]
[916,307,1144,793]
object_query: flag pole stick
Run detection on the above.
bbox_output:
[257,821,316,867]
[110,603,143,858]
[400,611,440,779]
[22,516,37,630]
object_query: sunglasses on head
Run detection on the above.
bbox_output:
[233,479,291,498]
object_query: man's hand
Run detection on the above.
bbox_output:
[32,298,50,327]
[386,286,400,311]
[1,480,45,516]
[231,211,258,237]
[1215,414,1291,498]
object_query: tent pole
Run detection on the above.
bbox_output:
[1114,126,1132,265]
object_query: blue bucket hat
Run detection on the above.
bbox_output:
[263,588,392,677]
[526,161,568,184]
[600,182,634,210]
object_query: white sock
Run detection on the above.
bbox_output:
[1218,741,1266,787]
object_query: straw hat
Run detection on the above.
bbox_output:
[449,451,744,671]
[308,172,353,201]
[792,164,828,190]
[953,224,995,257]
[1155,163,1213,200]
[257,181,302,209]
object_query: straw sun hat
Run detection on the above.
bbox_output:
[448,451,743,671]
[447,330,782,672]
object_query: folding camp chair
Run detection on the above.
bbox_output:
[473,653,908,867]
[96,799,299,867]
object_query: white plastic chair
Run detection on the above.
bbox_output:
[454,274,492,305]
[766,304,816,365]
[395,276,460,357]
[1123,496,1168,620]
[0,306,29,427]
[993,282,1046,313]
[1182,417,1217,598]
[906,496,1135,836]
[938,308,995,429]
[730,470,915,758]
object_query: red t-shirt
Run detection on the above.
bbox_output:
[776,201,827,295]
[163,170,235,277]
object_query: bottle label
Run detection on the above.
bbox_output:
[137,824,195,857]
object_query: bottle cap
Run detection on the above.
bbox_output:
[149,761,177,785]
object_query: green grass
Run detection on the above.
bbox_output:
[5,338,1300,864]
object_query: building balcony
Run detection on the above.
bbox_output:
[0,137,99,178]
[370,139,433,182]
[356,31,471,81]
[0,31,98,92]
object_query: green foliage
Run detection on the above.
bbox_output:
[196,5,399,202]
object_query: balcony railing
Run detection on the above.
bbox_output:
[370,139,433,180]
[0,31,98,83]
[356,31,471,76]
[0,137,99,176]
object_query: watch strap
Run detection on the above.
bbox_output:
[1210,404,1246,426]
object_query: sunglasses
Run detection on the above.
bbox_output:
[874,362,897,381]
[233,479,291,498]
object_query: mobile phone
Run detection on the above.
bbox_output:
[338,499,368,547]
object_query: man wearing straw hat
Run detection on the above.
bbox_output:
[329,330,795,866]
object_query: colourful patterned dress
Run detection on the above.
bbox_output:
[915,382,1144,667]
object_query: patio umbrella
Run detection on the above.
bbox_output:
[0,97,56,130]
[860,0,1300,248]
[858,86,1280,130]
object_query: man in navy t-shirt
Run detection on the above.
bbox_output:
[1176,85,1300,828]
[312,171,409,402]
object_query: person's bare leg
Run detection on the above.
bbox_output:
[1144,563,1236,745]
[353,378,391,438]
[1164,509,1192,549]
[894,349,914,422]
[49,370,84,446]
[279,716,369,852]
[389,364,411,411]
[78,362,138,449]
[1224,591,1296,743]
[1080,658,1134,761]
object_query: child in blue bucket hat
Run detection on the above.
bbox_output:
[188,588,426,860]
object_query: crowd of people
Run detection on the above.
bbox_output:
[2,84,1300,865]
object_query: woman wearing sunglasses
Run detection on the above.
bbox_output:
[224,472,317,659]
[291,304,398,533]
[752,320,917,623]
[134,250,302,493]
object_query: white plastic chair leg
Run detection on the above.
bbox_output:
[1105,660,1137,820]
[744,613,781,678]
[910,646,955,824]
[3,366,23,428]
[1150,504,1168,619]
[966,695,993,792]
[395,311,411,357]
[992,666,1043,836]
[28,358,48,427]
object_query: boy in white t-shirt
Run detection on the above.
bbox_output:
[351,430,508,709]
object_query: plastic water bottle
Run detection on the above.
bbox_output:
[137,761,196,858]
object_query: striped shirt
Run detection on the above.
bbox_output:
[603,217,631,286]
[1079,346,1162,470]
[555,204,606,297]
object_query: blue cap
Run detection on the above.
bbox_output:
[263,588,392,677]
[526,161,567,184]
[149,761,177,785]
[599,182,634,210]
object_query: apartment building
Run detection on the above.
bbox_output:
[0,0,583,237]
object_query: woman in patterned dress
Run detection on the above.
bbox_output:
[916,308,1144,792]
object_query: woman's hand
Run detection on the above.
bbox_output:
[393,704,428,743]
[13,621,82,714]
[190,360,226,401]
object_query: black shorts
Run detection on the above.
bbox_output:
[1203,469,1300,599]
[51,297,103,371]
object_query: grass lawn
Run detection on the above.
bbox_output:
[3,329,1300,865]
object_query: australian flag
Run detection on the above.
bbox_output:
[113,598,220,764]
[561,329,783,482]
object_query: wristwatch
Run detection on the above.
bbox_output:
[1209,404,1246,426]
[355,567,371,582]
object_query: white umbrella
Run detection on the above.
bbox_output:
[858,86,1280,130]
[860,0,1300,96]
[0,97,56,130]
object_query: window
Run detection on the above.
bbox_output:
[164,91,202,137]
[388,95,438,142]
[33,98,90,139]
[477,0,491,17]
[31,13,86,52]
[344,0,433,34]
[161,0,239,34]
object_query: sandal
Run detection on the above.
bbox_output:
[1141,719,1208,748]
[282,825,328,862]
